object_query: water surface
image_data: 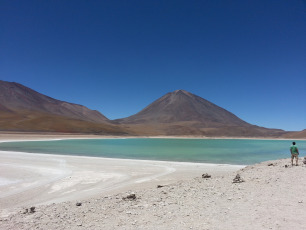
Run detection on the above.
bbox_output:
[0,138,305,165]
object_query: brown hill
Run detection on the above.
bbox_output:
[0,110,127,134]
[282,129,306,139]
[0,80,108,123]
[0,82,297,137]
[115,90,287,137]
[0,80,128,134]
[116,90,249,127]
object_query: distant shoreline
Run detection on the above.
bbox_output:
[0,132,305,141]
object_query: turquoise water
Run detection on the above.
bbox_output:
[0,138,305,165]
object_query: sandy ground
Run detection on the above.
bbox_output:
[0,134,241,215]
[0,134,305,229]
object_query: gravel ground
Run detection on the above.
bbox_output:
[1,158,305,230]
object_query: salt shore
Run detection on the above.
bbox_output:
[0,134,305,229]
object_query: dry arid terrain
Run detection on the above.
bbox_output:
[1,158,305,230]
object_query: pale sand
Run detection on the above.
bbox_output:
[0,134,305,229]
[0,135,241,215]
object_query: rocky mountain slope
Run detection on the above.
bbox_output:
[0,81,298,137]
[115,90,286,137]
[0,80,108,123]
[0,80,127,134]
[116,90,249,127]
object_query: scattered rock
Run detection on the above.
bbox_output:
[123,193,136,200]
[76,202,82,206]
[29,207,35,213]
[23,206,36,214]
[232,174,244,183]
[268,163,274,166]
[202,173,211,178]
[157,185,164,188]
[285,165,289,168]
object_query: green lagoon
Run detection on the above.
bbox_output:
[0,138,305,165]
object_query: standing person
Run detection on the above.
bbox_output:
[290,142,299,166]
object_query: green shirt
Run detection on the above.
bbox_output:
[290,145,299,154]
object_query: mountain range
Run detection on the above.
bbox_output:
[0,80,303,138]
[0,80,125,134]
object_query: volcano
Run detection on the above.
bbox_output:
[117,90,249,127]
[115,90,286,137]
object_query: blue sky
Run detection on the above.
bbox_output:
[1,0,305,131]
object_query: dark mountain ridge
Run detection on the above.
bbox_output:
[0,81,298,137]
[0,80,128,134]
[0,80,108,123]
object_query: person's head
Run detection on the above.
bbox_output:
[292,142,296,145]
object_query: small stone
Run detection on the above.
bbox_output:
[202,173,211,179]
[76,202,82,206]
[123,193,136,200]
[157,185,164,188]
[233,174,244,183]
[268,163,274,166]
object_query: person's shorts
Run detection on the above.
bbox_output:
[291,154,299,159]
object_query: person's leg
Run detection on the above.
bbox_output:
[291,155,294,166]
[296,155,298,166]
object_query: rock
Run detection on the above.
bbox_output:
[29,207,36,213]
[23,207,36,214]
[268,163,274,166]
[285,165,289,168]
[76,202,82,206]
[232,174,244,183]
[202,173,211,178]
[123,193,136,200]
[157,185,164,188]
